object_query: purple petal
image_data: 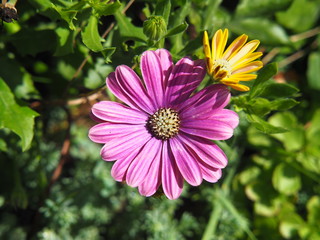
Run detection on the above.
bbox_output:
[178,132,228,168]
[206,109,239,129]
[92,101,148,124]
[165,58,206,106]
[88,122,145,143]
[170,137,202,186]
[138,144,162,197]
[155,49,173,89]
[180,119,235,140]
[100,129,151,161]
[126,138,162,187]
[178,84,231,119]
[199,161,222,183]
[107,66,155,114]
[111,146,145,182]
[161,141,184,200]
[141,50,165,107]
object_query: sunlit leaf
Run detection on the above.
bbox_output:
[91,0,122,17]
[229,18,291,46]
[246,114,288,134]
[250,63,278,99]
[0,79,39,151]
[269,112,305,151]
[272,163,301,195]
[236,0,293,17]
[114,11,147,42]
[276,0,319,32]
[82,15,104,52]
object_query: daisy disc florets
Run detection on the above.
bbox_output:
[88,49,239,199]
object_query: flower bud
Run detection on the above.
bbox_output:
[143,16,167,42]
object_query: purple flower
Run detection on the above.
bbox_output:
[89,49,239,199]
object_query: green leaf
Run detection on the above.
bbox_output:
[249,63,278,99]
[271,98,299,111]
[236,0,293,17]
[279,210,305,238]
[307,196,320,225]
[101,47,116,63]
[0,57,40,100]
[54,27,74,56]
[246,114,288,134]
[91,0,122,17]
[307,51,320,90]
[259,83,299,99]
[269,112,305,151]
[276,0,320,32]
[247,98,272,116]
[272,163,301,195]
[82,15,104,52]
[51,3,78,31]
[164,22,188,38]
[229,18,291,46]
[0,78,39,151]
[114,11,147,42]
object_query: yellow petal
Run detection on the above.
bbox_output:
[232,61,263,74]
[203,31,213,73]
[227,73,257,82]
[223,34,248,60]
[212,29,228,60]
[228,40,260,66]
[228,83,250,91]
[231,52,263,70]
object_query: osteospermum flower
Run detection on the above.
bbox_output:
[88,49,239,199]
[203,29,263,91]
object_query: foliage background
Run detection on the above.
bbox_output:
[1,0,320,239]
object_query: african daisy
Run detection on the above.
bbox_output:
[203,29,263,91]
[88,49,239,199]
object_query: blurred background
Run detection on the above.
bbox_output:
[0,0,320,239]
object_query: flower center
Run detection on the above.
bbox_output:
[212,59,232,81]
[147,108,180,140]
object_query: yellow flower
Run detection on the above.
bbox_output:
[203,29,263,91]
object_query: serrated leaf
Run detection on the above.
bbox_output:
[229,18,290,46]
[307,51,320,90]
[114,11,147,42]
[51,3,77,30]
[249,63,278,99]
[272,163,301,195]
[236,0,293,17]
[82,15,104,52]
[0,78,39,151]
[246,114,288,134]
[91,0,122,17]
[164,22,188,38]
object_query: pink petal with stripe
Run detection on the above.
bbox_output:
[162,141,184,200]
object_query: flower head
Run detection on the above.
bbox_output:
[203,29,263,91]
[89,49,239,199]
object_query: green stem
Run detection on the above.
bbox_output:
[201,199,222,240]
